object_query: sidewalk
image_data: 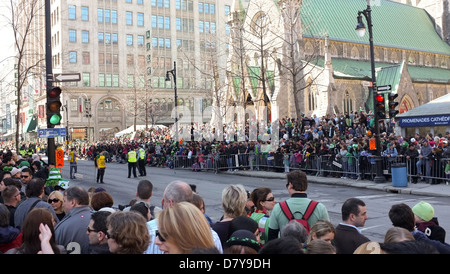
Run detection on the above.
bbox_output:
[231,169,450,198]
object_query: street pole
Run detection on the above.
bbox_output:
[166,61,178,143]
[357,0,385,183]
[45,0,56,164]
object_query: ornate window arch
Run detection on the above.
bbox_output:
[343,90,353,114]
[350,46,359,59]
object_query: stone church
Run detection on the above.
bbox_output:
[221,0,450,125]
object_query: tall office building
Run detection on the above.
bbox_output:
[15,0,233,141]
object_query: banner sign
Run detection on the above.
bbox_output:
[399,114,450,127]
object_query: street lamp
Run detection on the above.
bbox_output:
[356,0,385,183]
[165,61,178,144]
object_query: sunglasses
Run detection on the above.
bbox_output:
[155,230,166,242]
[21,175,29,178]
[48,198,60,203]
[86,227,99,233]
[264,196,275,202]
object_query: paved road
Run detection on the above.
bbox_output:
[59,159,450,243]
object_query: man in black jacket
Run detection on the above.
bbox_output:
[334,198,370,254]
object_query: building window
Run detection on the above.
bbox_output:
[82,31,89,43]
[81,6,89,21]
[105,9,110,23]
[137,13,144,26]
[68,5,76,20]
[112,10,118,24]
[82,51,90,64]
[99,73,105,87]
[69,29,77,42]
[97,8,103,23]
[126,34,133,46]
[69,51,77,63]
[82,73,90,87]
[112,33,118,44]
[126,11,133,25]
[137,35,144,46]
[98,32,104,43]
[343,90,353,114]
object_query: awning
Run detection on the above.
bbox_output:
[23,115,37,133]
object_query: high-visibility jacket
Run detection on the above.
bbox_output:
[139,148,145,159]
[97,155,106,168]
[128,151,137,163]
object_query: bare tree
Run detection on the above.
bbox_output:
[3,0,45,151]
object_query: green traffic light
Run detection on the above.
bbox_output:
[49,114,61,125]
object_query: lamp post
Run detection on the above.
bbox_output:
[165,61,178,144]
[356,0,385,183]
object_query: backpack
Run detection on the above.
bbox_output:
[280,200,318,234]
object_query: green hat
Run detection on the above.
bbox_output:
[412,201,434,222]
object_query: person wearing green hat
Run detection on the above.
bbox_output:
[412,201,446,244]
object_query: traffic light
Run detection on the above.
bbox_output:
[374,93,386,120]
[47,86,62,127]
[388,93,399,118]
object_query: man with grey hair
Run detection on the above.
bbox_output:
[144,180,222,254]
[281,220,308,245]
[54,186,92,254]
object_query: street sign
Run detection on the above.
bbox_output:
[376,85,392,92]
[56,150,64,167]
[53,73,81,82]
[38,128,67,138]
[362,81,373,87]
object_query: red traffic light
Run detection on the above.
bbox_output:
[48,86,61,98]
[375,94,384,102]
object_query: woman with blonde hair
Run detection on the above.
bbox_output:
[155,202,215,254]
[211,184,248,246]
[106,211,150,254]
[47,190,65,221]
[307,219,336,244]
[383,226,415,243]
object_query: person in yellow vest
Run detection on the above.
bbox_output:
[96,151,106,184]
[128,146,138,178]
[68,147,78,179]
[138,146,147,176]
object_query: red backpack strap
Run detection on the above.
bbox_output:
[280,201,294,220]
[303,200,319,221]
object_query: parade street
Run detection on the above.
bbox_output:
[59,158,450,243]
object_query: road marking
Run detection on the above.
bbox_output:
[355,194,398,199]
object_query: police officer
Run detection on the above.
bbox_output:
[138,145,146,176]
[127,146,138,178]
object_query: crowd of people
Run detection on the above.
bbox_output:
[1,112,450,256]
[1,161,449,255]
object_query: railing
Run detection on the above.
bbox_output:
[165,152,450,185]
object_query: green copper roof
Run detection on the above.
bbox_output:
[300,0,450,55]
[312,57,450,83]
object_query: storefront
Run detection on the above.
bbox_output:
[397,93,450,138]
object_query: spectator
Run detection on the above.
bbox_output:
[54,186,92,254]
[229,216,259,242]
[130,202,151,221]
[47,190,65,221]
[334,198,370,254]
[106,211,150,254]
[90,191,114,212]
[192,193,213,225]
[211,184,248,247]
[383,227,415,243]
[224,229,261,254]
[1,185,21,227]
[268,170,329,241]
[388,203,450,254]
[14,178,58,230]
[307,219,336,245]
[144,180,222,254]
[249,187,275,245]
[87,211,112,254]
[259,236,304,254]
[412,201,446,243]
[416,140,432,182]
[306,239,336,254]
[0,203,22,253]
[123,179,161,219]
[155,202,215,254]
[280,219,308,246]
[6,208,63,254]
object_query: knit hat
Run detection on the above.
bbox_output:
[10,167,21,176]
[18,160,30,168]
[412,201,434,222]
[225,230,261,252]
